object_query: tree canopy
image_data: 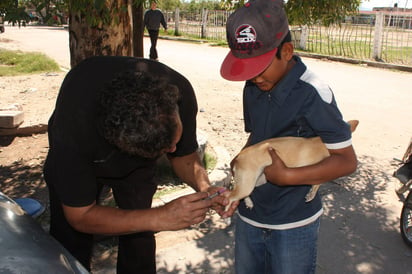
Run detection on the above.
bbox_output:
[221,0,362,25]
[284,0,362,26]
[1,0,363,27]
[1,0,31,26]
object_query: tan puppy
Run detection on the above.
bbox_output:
[228,120,358,209]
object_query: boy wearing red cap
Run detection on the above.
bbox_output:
[220,0,357,273]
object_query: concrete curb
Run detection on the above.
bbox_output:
[297,51,412,73]
[155,34,412,73]
[0,124,48,136]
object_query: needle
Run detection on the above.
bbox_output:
[204,188,227,200]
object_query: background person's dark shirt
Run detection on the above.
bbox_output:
[144,9,167,31]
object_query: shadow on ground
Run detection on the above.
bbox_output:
[152,154,412,274]
[1,150,411,273]
[317,154,411,273]
[0,159,47,202]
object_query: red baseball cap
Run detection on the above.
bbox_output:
[220,0,289,81]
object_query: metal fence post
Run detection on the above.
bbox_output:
[373,12,384,61]
[174,7,180,36]
[300,25,309,50]
[201,8,208,39]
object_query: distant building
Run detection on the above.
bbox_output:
[372,6,412,13]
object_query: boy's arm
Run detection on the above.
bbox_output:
[264,145,357,186]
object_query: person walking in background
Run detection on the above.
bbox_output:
[220,0,357,273]
[144,1,167,60]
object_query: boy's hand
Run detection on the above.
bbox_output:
[221,199,239,218]
[264,147,292,186]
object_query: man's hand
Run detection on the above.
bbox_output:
[156,192,212,231]
[205,186,239,218]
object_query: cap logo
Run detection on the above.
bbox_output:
[236,24,256,43]
[232,24,262,55]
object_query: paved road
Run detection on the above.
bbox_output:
[1,25,412,274]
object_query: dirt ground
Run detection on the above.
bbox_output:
[1,26,412,273]
[0,73,63,204]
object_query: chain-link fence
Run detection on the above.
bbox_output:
[163,9,412,68]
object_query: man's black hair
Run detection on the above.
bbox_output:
[99,70,179,159]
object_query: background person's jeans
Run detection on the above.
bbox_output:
[148,29,159,60]
[235,216,320,274]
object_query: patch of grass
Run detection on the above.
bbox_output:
[0,49,60,76]
[207,38,228,47]
[153,185,187,199]
[383,46,412,64]
[203,151,217,170]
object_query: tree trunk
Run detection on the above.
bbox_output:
[68,0,132,68]
[132,3,144,57]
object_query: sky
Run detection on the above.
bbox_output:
[360,0,412,10]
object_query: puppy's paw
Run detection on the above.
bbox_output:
[223,217,232,226]
[305,185,320,202]
[245,196,254,208]
[305,191,316,202]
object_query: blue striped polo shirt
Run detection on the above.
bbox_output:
[238,55,352,229]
